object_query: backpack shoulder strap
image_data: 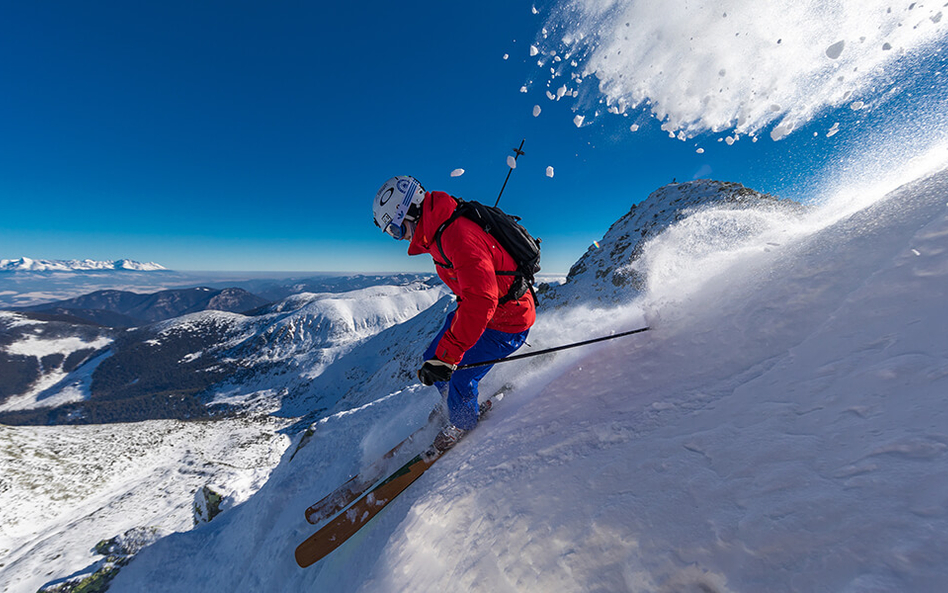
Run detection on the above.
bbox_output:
[431,198,531,305]
[431,201,469,269]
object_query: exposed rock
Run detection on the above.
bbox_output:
[193,484,226,525]
[37,527,165,593]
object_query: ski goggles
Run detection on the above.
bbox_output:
[383,220,409,240]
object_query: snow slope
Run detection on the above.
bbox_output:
[0,415,291,593]
[100,163,948,593]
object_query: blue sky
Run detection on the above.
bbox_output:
[1,1,945,273]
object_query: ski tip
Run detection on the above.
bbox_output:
[295,546,316,568]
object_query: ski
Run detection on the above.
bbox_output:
[294,444,446,568]
[302,395,500,526]
[304,420,435,525]
[294,395,501,568]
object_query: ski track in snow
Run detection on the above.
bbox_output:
[85,162,948,593]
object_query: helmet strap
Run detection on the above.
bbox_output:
[405,202,422,223]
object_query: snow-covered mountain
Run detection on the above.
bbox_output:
[3,170,948,592]
[0,281,447,424]
[15,286,270,327]
[0,258,167,272]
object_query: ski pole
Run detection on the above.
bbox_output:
[495,138,525,207]
[457,326,650,370]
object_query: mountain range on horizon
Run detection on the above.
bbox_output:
[0,257,167,272]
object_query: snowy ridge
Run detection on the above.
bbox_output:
[110,282,447,416]
[0,258,167,272]
[543,179,801,307]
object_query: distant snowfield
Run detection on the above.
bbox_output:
[6,335,111,358]
[0,324,114,412]
[92,158,948,593]
[0,310,41,329]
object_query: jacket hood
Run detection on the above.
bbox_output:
[407,191,458,255]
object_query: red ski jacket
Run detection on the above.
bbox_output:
[408,191,536,365]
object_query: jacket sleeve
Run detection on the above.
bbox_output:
[433,223,500,365]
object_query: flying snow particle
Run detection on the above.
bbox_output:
[912,249,922,256]
[851,101,865,110]
[825,40,846,59]
[546,166,554,177]
[530,45,539,57]
[507,155,517,169]
[520,86,528,93]
[630,124,639,132]
[533,105,542,117]
[882,42,892,50]
[573,114,585,127]
[546,90,556,100]
[450,168,465,177]
[503,53,509,60]
[770,125,791,141]
[532,5,539,14]
[827,122,840,137]
[696,148,705,154]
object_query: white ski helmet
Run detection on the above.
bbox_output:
[373,175,426,240]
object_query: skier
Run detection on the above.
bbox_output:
[373,175,536,450]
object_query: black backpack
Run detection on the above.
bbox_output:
[431,198,541,304]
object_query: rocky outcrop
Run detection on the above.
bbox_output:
[541,180,804,307]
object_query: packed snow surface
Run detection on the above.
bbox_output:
[91,157,948,593]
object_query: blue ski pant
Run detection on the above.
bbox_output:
[424,310,529,431]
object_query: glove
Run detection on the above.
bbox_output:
[417,358,457,386]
